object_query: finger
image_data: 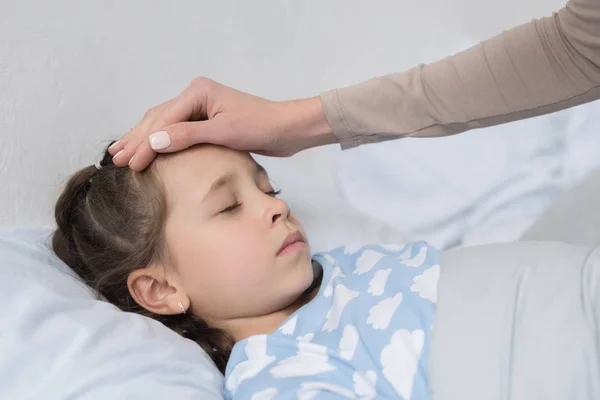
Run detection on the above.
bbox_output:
[108,122,144,155]
[111,143,137,167]
[107,138,126,156]
[128,139,158,172]
[149,120,223,153]
[111,97,177,157]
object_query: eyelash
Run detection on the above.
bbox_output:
[219,189,282,214]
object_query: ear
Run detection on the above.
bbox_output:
[127,266,189,316]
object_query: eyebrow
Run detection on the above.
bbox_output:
[202,163,268,202]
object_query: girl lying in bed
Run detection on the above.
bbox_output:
[52,143,599,400]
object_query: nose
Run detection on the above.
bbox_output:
[264,196,290,226]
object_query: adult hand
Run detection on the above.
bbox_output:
[109,77,337,171]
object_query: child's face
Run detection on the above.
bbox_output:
[156,145,313,324]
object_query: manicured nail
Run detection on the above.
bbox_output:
[113,149,125,160]
[128,155,136,167]
[150,131,171,150]
[108,140,120,151]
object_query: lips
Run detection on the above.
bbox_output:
[277,231,305,255]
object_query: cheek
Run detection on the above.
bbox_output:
[174,221,272,288]
[168,217,313,319]
[210,221,270,270]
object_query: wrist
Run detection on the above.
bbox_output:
[277,97,338,151]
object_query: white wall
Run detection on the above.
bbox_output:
[0,0,580,227]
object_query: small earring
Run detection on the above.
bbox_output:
[178,301,186,314]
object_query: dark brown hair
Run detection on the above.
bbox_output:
[51,143,234,373]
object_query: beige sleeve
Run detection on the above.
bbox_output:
[321,0,600,149]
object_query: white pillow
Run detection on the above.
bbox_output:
[0,227,224,400]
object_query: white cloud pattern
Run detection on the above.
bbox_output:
[270,341,336,378]
[381,329,425,399]
[226,335,276,393]
[279,315,297,336]
[368,268,392,296]
[249,387,278,400]
[339,325,359,361]
[323,266,345,297]
[367,293,403,330]
[323,284,360,332]
[401,246,427,267]
[296,333,314,342]
[410,265,440,303]
[353,370,378,399]
[354,250,387,275]
[297,382,356,400]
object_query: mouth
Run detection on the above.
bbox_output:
[277,231,306,256]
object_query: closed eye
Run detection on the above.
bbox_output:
[219,190,281,215]
[219,202,241,214]
[265,189,282,197]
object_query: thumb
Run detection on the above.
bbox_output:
[149,120,223,153]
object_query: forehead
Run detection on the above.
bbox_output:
[154,144,261,199]
[160,144,256,173]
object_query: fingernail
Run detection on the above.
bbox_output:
[128,155,136,167]
[108,140,120,150]
[113,149,125,160]
[150,131,171,150]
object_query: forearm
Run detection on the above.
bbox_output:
[278,97,338,153]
